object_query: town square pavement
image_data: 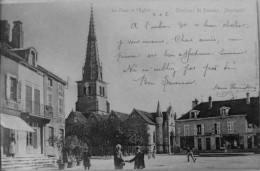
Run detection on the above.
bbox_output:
[7,154,260,171]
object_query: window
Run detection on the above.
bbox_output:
[227,121,234,133]
[246,122,253,133]
[83,87,87,95]
[34,89,40,115]
[10,77,17,101]
[49,127,54,146]
[58,97,64,115]
[48,92,52,107]
[27,132,33,146]
[6,74,21,102]
[48,78,53,87]
[221,109,227,115]
[189,110,199,119]
[184,125,189,136]
[214,122,220,134]
[103,87,105,96]
[220,107,230,116]
[31,51,36,66]
[197,124,202,135]
[59,129,64,139]
[26,85,32,113]
[100,86,102,96]
[58,83,64,93]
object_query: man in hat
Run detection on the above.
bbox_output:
[125,146,145,169]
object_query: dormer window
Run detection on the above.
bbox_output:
[74,116,77,123]
[189,110,199,119]
[220,106,230,116]
[31,51,36,66]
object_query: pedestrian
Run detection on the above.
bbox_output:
[125,146,145,169]
[114,144,125,169]
[152,146,156,159]
[9,133,16,157]
[82,148,91,170]
[185,146,196,163]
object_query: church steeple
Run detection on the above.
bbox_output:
[76,5,109,115]
[83,5,102,81]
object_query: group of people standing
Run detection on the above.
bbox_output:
[114,144,145,170]
[81,144,146,170]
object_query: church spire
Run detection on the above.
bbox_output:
[83,5,103,81]
[156,101,163,117]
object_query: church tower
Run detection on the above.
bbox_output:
[76,6,110,115]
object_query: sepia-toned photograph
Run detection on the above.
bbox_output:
[0,0,259,170]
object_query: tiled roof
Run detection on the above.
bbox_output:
[111,110,129,122]
[178,97,259,126]
[134,109,156,125]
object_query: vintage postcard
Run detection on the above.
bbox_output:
[0,0,259,170]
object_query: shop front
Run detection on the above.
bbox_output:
[0,113,34,157]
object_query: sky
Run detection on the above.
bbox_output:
[1,0,259,118]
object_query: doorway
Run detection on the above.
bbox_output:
[247,136,252,149]
[206,138,211,150]
[198,138,202,150]
[216,137,220,150]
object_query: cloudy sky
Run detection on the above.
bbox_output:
[1,0,259,117]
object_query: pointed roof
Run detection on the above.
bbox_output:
[156,101,163,117]
[83,5,102,81]
[132,109,156,125]
[88,4,96,41]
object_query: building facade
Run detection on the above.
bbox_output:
[0,20,66,157]
[176,94,259,151]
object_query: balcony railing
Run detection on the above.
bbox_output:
[25,100,53,118]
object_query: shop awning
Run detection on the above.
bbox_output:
[0,113,34,132]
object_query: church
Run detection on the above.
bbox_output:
[66,6,177,154]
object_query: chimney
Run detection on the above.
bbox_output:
[208,96,212,108]
[246,92,250,104]
[0,20,10,42]
[192,101,196,109]
[12,21,23,48]
[192,98,199,108]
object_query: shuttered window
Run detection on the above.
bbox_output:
[6,74,20,102]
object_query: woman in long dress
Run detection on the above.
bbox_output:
[114,144,125,169]
[9,133,16,157]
